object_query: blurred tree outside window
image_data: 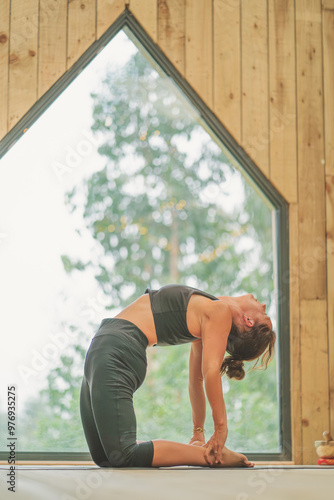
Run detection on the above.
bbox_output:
[0,30,279,455]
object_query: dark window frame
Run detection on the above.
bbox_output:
[0,8,291,462]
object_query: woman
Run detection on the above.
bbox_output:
[80,283,275,468]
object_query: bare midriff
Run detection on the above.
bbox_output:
[114,294,158,346]
[114,293,214,347]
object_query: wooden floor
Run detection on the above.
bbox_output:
[1,465,333,500]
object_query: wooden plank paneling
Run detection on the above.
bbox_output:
[241,0,269,177]
[185,0,213,108]
[158,0,185,76]
[130,0,158,42]
[269,0,297,203]
[289,203,302,464]
[0,0,10,139]
[323,0,334,448]
[296,0,326,300]
[326,175,334,434]
[8,0,39,130]
[38,0,67,98]
[97,0,125,39]
[322,2,334,176]
[300,299,329,464]
[67,0,97,70]
[213,0,241,143]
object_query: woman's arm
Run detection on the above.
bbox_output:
[201,301,232,464]
[188,340,206,444]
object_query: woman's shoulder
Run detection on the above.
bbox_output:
[188,295,232,338]
[203,297,231,317]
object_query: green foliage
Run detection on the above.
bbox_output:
[64,49,273,306]
[18,36,280,454]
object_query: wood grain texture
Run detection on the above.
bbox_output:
[158,0,185,76]
[322,0,334,443]
[130,0,158,42]
[296,0,326,300]
[97,0,126,39]
[38,0,67,98]
[300,299,329,464]
[269,0,297,202]
[241,0,269,177]
[289,203,302,464]
[322,0,334,9]
[326,175,334,435]
[67,0,97,69]
[185,0,213,108]
[213,0,241,142]
[322,3,334,176]
[0,0,10,139]
[8,0,39,130]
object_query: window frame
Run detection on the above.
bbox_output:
[0,8,291,462]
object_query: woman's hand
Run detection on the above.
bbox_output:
[203,424,228,465]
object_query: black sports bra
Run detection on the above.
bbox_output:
[144,284,218,346]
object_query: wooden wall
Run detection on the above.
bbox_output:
[0,0,333,464]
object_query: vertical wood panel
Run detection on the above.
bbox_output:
[213,0,241,143]
[158,0,185,76]
[0,0,10,139]
[8,0,39,130]
[269,0,297,203]
[322,2,334,176]
[323,0,334,448]
[289,203,302,464]
[67,0,97,69]
[130,0,158,42]
[97,0,126,39]
[326,175,334,434]
[300,299,329,464]
[296,0,326,300]
[241,0,269,177]
[185,0,213,108]
[38,0,67,98]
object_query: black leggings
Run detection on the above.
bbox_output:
[80,318,154,467]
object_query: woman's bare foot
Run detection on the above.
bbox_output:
[211,446,254,468]
[190,441,254,467]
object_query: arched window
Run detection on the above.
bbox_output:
[0,11,290,462]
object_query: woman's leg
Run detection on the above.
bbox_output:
[79,377,111,467]
[150,440,254,468]
[82,327,154,467]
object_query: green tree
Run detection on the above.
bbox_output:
[64,50,273,306]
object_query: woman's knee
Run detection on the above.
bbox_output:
[97,447,134,468]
